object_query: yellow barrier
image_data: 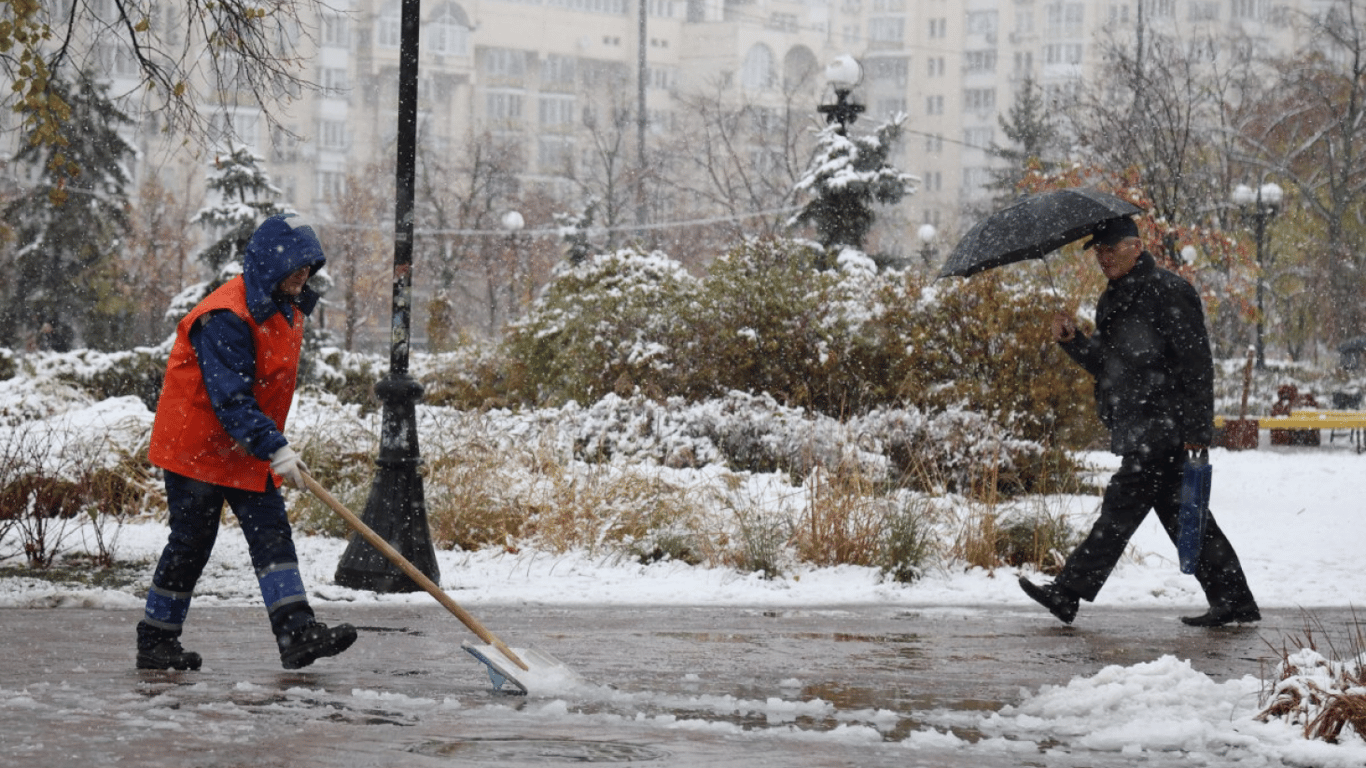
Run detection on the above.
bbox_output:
[1216,411,1366,429]
[1215,410,1365,452]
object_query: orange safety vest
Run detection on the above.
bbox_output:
[148,277,304,491]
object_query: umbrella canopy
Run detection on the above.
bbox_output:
[938,188,1143,279]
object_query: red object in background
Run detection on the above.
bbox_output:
[1270,384,1320,446]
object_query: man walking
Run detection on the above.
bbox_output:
[137,213,357,670]
[1019,216,1260,627]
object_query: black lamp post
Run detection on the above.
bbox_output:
[817,54,864,134]
[335,0,440,592]
[1231,181,1283,371]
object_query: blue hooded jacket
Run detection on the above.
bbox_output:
[191,214,327,461]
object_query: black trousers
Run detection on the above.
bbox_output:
[1054,447,1258,609]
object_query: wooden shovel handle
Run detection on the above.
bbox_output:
[301,471,529,671]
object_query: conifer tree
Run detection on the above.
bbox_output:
[987,76,1061,203]
[790,115,917,264]
[167,145,288,321]
[1,71,133,351]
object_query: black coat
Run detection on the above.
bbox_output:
[1060,251,1214,455]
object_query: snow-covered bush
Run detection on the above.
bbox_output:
[12,345,170,412]
[502,247,699,408]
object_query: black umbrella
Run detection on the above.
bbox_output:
[938,187,1143,279]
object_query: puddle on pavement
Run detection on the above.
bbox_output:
[411,738,669,762]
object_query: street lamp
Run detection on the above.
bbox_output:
[1231,181,1283,370]
[818,54,865,134]
[335,0,440,593]
[502,211,526,314]
[917,223,938,267]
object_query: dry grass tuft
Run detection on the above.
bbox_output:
[1258,610,1366,744]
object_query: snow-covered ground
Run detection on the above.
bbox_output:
[1,374,1364,765]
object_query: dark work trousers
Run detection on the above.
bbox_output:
[138,470,313,649]
[1054,447,1258,609]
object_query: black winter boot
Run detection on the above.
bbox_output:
[278,620,357,669]
[136,620,202,670]
[1019,576,1080,624]
[137,638,203,670]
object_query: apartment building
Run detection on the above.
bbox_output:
[3,0,1323,347]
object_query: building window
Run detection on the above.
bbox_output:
[98,42,141,78]
[317,170,346,202]
[378,1,401,48]
[869,17,905,44]
[428,2,471,56]
[546,0,628,13]
[485,48,528,77]
[539,94,576,127]
[320,67,348,97]
[1147,0,1175,18]
[1044,43,1083,64]
[1044,3,1085,36]
[867,57,909,85]
[648,65,676,90]
[927,18,946,38]
[740,43,776,91]
[1188,0,1219,20]
[318,119,348,150]
[964,50,997,73]
[926,94,944,115]
[321,14,349,48]
[964,126,994,149]
[966,10,997,34]
[543,54,577,86]
[486,90,525,124]
[963,88,996,112]
[208,109,260,151]
[964,166,992,192]
[927,56,945,77]
[271,126,299,163]
[538,136,574,172]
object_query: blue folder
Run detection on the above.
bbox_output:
[1178,449,1211,575]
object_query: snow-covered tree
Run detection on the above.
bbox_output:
[167,146,288,321]
[790,115,918,262]
[554,197,600,265]
[1,71,133,351]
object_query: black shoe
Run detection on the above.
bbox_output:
[279,621,357,669]
[1180,604,1261,627]
[137,639,203,671]
[1019,576,1079,624]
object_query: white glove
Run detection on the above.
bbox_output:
[269,446,309,489]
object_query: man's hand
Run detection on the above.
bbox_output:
[1051,313,1076,343]
[270,446,309,489]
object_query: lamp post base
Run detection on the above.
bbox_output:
[334,464,440,592]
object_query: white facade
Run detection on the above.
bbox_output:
[2,0,1324,347]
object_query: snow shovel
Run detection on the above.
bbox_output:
[300,471,579,694]
[1177,448,1211,575]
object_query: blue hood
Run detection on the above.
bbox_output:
[242,213,327,324]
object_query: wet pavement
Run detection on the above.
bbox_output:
[1,603,1357,767]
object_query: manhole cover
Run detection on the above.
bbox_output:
[412,738,669,763]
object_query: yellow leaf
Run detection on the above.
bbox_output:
[135,17,150,32]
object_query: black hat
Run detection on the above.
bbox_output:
[1083,217,1140,250]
